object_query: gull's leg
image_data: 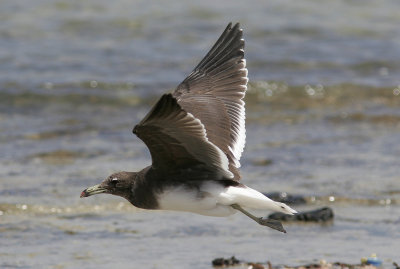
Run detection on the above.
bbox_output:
[231,204,286,233]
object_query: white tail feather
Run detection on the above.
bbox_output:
[218,186,297,215]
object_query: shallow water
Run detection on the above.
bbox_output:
[1,0,400,268]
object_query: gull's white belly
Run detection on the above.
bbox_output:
[157,182,236,217]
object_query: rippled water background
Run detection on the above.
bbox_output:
[1,0,400,268]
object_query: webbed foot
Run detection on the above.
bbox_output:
[231,204,287,233]
[257,217,286,233]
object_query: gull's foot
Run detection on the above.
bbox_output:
[257,217,287,233]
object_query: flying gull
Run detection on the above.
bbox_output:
[81,23,297,233]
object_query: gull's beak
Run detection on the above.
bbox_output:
[80,184,107,198]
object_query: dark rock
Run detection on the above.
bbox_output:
[211,257,390,269]
[263,192,306,205]
[268,207,334,222]
[212,256,240,267]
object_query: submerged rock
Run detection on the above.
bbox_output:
[212,256,240,267]
[268,207,334,222]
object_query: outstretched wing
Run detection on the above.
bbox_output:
[133,94,233,179]
[173,22,248,180]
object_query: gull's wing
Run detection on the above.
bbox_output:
[133,94,233,179]
[173,22,248,180]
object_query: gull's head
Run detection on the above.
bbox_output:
[80,171,136,199]
[274,202,298,215]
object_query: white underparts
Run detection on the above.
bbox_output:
[157,181,297,217]
[157,182,236,217]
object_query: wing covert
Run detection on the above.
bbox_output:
[133,94,233,179]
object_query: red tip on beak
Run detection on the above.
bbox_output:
[80,190,87,198]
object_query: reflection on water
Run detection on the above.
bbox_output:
[1,0,400,268]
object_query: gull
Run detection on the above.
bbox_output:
[81,22,297,233]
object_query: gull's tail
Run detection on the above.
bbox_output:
[219,185,298,214]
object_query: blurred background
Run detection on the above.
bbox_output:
[1,0,399,268]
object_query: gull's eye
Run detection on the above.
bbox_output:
[110,177,119,186]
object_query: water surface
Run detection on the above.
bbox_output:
[1,0,400,268]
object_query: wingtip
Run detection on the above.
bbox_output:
[232,22,241,30]
[230,22,243,36]
[228,22,241,29]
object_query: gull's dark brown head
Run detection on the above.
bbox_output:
[80,171,136,200]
